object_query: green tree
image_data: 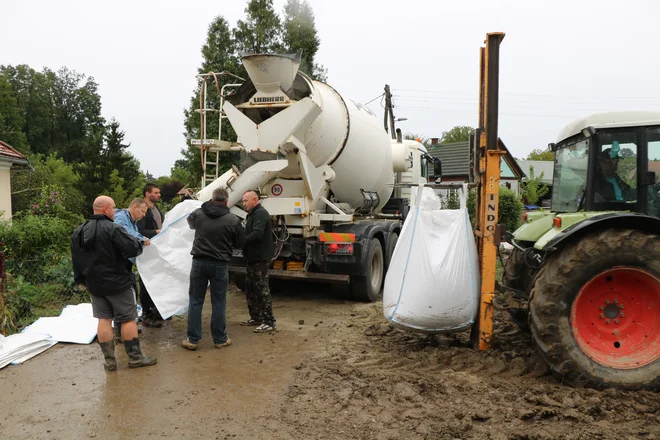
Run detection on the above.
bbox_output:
[282,0,327,81]
[440,125,474,143]
[154,176,185,204]
[234,0,283,55]
[526,148,554,161]
[520,165,549,206]
[620,147,635,159]
[11,153,85,217]
[0,73,28,152]
[106,169,129,207]
[103,119,143,202]
[180,16,242,187]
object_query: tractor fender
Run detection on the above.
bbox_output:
[542,212,660,254]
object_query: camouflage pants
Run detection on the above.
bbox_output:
[245,262,276,326]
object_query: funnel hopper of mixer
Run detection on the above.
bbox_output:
[240,50,302,95]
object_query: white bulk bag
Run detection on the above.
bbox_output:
[383,184,480,333]
[136,200,203,320]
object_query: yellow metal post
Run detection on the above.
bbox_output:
[473,32,505,351]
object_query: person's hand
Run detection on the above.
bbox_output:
[144,238,151,246]
[156,229,161,234]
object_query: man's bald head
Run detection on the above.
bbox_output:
[93,195,116,220]
[241,190,260,212]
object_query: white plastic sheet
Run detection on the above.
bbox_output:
[136,200,203,320]
[22,316,98,344]
[0,333,55,369]
[22,302,98,345]
[383,184,480,333]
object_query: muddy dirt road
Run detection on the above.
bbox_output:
[1,284,659,440]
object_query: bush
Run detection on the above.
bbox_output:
[0,214,73,284]
[466,187,524,233]
[498,187,524,233]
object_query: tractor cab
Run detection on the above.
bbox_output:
[550,112,660,218]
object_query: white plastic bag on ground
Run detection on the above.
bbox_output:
[383,184,480,333]
[136,200,203,320]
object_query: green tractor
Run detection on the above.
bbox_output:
[502,111,660,390]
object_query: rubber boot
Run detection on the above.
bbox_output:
[99,340,117,371]
[124,338,157,368]
[113,323,123,344]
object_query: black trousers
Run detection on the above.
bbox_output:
[139,276,160,319]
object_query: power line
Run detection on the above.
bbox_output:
[364,93,385,106]
[394,88,660,100]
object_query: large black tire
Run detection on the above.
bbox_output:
[351,238,384,302]
[232,273,246,292]
[384,232,399,273]
[529,229,660,390]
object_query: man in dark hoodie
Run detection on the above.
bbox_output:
[240,190,276,333]
[71,195,157,371]
[181,188,244,350]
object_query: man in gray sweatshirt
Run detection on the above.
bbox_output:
[181,188,244,350]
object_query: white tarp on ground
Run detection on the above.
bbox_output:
[0,333,56,369]
[1,303,100,369]
[383,184,481,333]
[136,200,203,320]
[22,302,98,344]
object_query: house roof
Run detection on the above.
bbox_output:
[0,139,28,165]
[427,141,470,177]
[516,160,554,186]
[427,138,525,180]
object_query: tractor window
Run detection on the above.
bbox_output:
[594,131,637,204]
[551,139,589,212]
[646,128,660,218]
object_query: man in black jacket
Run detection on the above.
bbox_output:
[181,188,244,350]
[136,183,164,327]
[71,195,157,371]
[240,190,276,333]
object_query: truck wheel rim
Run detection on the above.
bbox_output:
[571,267,660,369]
[371,250,383,290]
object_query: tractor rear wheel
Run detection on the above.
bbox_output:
[529,229,660,390]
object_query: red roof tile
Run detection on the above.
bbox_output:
[0,139,27,161]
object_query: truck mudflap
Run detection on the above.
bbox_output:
[228,266,350,284]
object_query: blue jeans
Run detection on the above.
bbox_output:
[187,259,229,344]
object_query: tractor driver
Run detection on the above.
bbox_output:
[593,144,636,203]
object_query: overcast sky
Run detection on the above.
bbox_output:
[5,0,660,177]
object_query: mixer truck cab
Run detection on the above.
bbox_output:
[194,51,435,301]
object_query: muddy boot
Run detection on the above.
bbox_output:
[124,338,157,368]
[99,340,117,371]
[113,324,123,344]
[142,312,163,328]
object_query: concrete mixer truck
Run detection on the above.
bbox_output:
[192,52,439,301]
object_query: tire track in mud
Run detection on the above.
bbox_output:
[275,303,660,440]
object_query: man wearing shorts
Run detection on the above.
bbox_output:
[71,195,157,371]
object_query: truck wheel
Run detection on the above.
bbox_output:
[529,229,660,390]
[232,273,247,292]
[351,238,384,302]
[385,232,399,272]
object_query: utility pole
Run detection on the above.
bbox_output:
[384,84,396,139]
